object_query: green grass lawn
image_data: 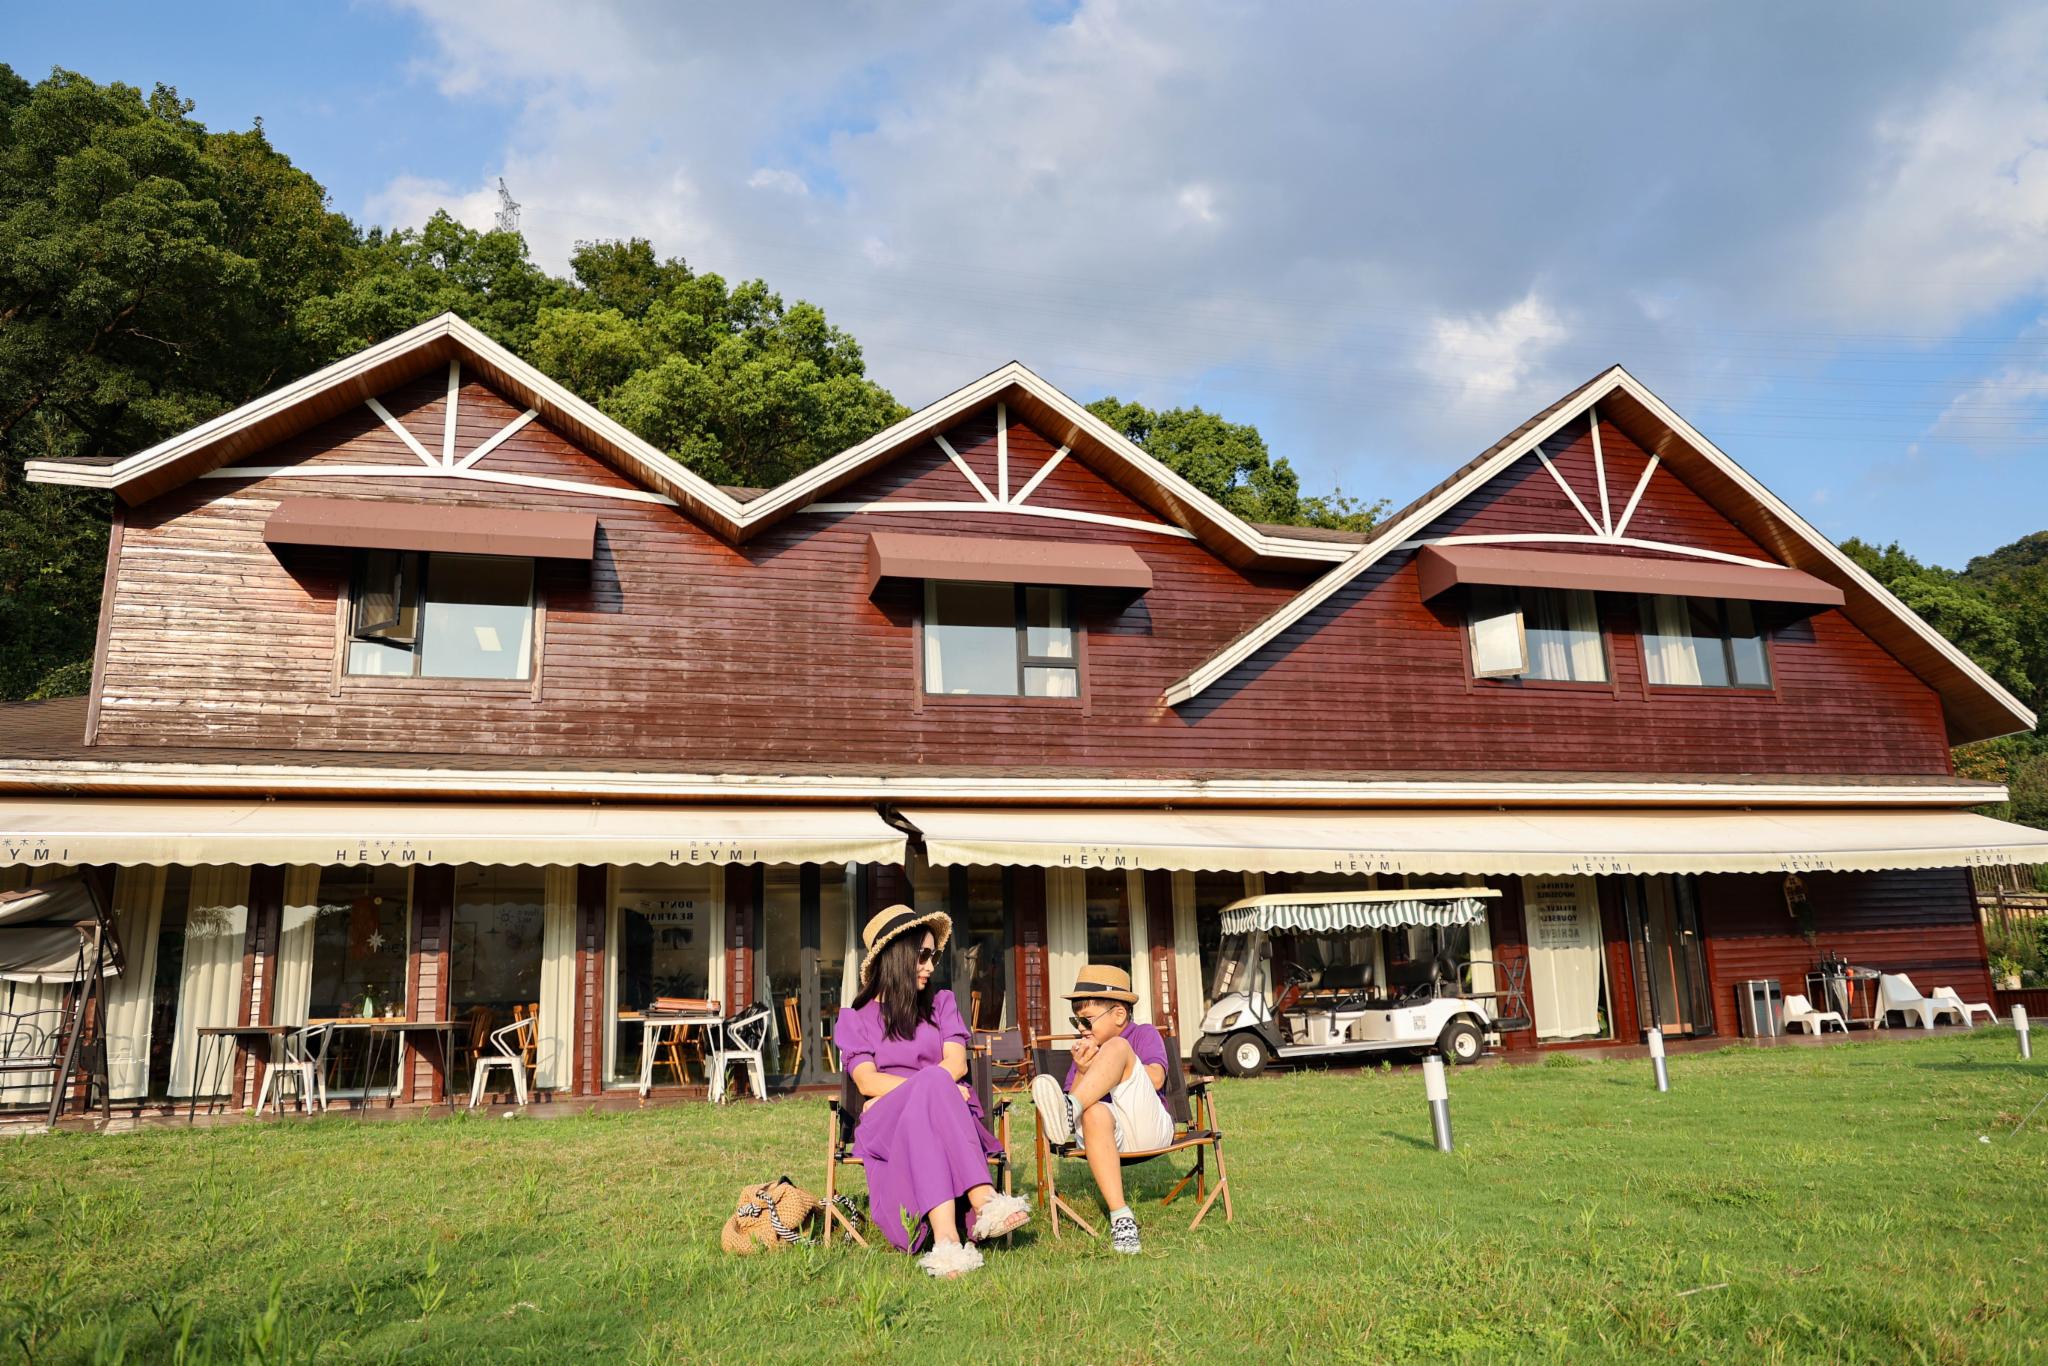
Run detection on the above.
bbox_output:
[4,1029,2046,1364]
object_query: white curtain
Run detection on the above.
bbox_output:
[1566,590,1605,680]
[1045,868,1088,1022]
[271,866,321,1029]
[1521,876,1605,1040]
[1169,872,1209,1045]
[1124,871,1154,1025]
[1644,594,1703,686]
[536,866,578,1091]
[167,866,250,1098]
[841,869,864,1009]
[103,866,167,1100]
[1527,590,1568,680]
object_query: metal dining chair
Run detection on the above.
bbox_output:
[708,1004,772,1103]
[468,1015,535,1110]
[256,1024,332,1115]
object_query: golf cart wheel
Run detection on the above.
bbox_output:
[1438,1019,1484,1065]
[1220,1032,1270,1078]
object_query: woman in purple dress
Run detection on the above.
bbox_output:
[835,904,1031,1276]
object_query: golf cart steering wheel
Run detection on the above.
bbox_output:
[1271,959,1314,1015]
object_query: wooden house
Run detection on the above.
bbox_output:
[6,313,2044,1109]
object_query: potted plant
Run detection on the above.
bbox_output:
[1991,955,2023,991]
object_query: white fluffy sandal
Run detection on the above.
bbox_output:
[918,1240,985,1279]
[970,1191,1031,1242]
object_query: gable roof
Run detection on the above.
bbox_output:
[1164,365,2038,746]
[24,316,1350,570]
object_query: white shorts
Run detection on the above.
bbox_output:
[1102,1061,1175,1152]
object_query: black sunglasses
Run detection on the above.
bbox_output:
[916,947,937,965]
[1070,1008,1117,1030]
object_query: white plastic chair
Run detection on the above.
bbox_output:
[708,1004,771,1103]
[256,1025,331,1115]
[1932,986,1996,1026]
[468,1016,533,1110]
[1782,993,1846,1034]
[1875,974,1953,1029]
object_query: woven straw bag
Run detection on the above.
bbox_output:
[720,1177,823,1255]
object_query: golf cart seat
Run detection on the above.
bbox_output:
[1030,1034,1232,1238]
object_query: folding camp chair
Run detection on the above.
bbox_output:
[1031,1034,1232,1238]
[973,1026,1032,1095]
[823,1053,1011,1248]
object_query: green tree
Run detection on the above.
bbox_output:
[1840,537,2032,700]
[1085,396,1385,532]
[0,65,357,698]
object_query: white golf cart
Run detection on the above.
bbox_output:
[1193,887,1530,1077]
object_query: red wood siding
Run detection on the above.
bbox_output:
[574,865,608,1096]
[1143,868,1176,1029]
[1013,867,1051,1041]
[89,379,1955,777]
[406,866,454,1103]
[1696,868,1992,1036]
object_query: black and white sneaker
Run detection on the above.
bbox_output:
[1110,1212,1142,1255]
[1031,1074,1077,1146]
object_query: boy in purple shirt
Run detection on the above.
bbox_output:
[1031,964,1176,1253]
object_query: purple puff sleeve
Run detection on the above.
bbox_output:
[934,989,971,1050]
[835,1004,876,1075]
[1127,1022,1171,1089]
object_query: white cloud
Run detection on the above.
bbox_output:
[362,0,2048,517]
[1929,367,2048,450]
[1419,292,1568,404]
[746,169,810,197]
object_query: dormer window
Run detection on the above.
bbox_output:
[923,581,1079,697]
[347,550,535,680]
[1639,595,1770,688]
[1466,586,1607,682]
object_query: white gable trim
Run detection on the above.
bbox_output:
[1161,369,1619,705]
[1164,367,2038,736]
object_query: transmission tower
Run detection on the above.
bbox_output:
[494,178,521,234]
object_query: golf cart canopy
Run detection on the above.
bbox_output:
[1218,887,1500,936]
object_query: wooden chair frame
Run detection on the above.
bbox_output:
[1031,1035,1233,1238]
[823,1053,1011,1248]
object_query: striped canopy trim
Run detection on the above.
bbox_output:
[1219,889,1498,935]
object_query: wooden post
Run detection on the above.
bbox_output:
[408,866,455,1105]
[236,866,286,1109]
[1144,869,1177,1029]
[1013,867,1050,1041]
[574,865,608,1096]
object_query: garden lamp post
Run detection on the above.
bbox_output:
[1422,1053,1453,1152]
[1648,1027,1670,1092]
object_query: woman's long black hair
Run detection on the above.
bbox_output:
[852,930,939,1042]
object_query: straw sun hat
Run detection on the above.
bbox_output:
[857,903,952,991]
[1062,963,1139,1005]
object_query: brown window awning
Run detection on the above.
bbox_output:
[865,532,1152,593]
[264,497,597,560]
[1415,544,1844,608]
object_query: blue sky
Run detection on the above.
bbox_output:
[11,2,2048,568]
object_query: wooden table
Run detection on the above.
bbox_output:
[186,1024,296,1120]
[312,1018,461,1112]
[620,1011,722,1099]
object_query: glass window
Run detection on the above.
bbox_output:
[347,551,534,679]
[610,867,716,1085]
[1084,870,1133,979]
[306,866,411,1020]
[144,867,193,1100]
[451,868,545,1056]
[1467,586,1606,682]
[1640,595,1771,688]
[1192,871,1251,1003]
[960,867,1010,1031]
[924,581,1080,697]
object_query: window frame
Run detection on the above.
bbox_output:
[1463,585,1611,688]
[1635,594,1776,693]
[339,549,541,689]
[921,580,1082,700]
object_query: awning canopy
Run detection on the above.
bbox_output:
[1219,888,1499,935]
[0,877,111,983]
[0,801,906,869]
[904,805,2048,877]
[865,532,1152,593]
[1415,544,1844,608]
[265,497,598,560]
